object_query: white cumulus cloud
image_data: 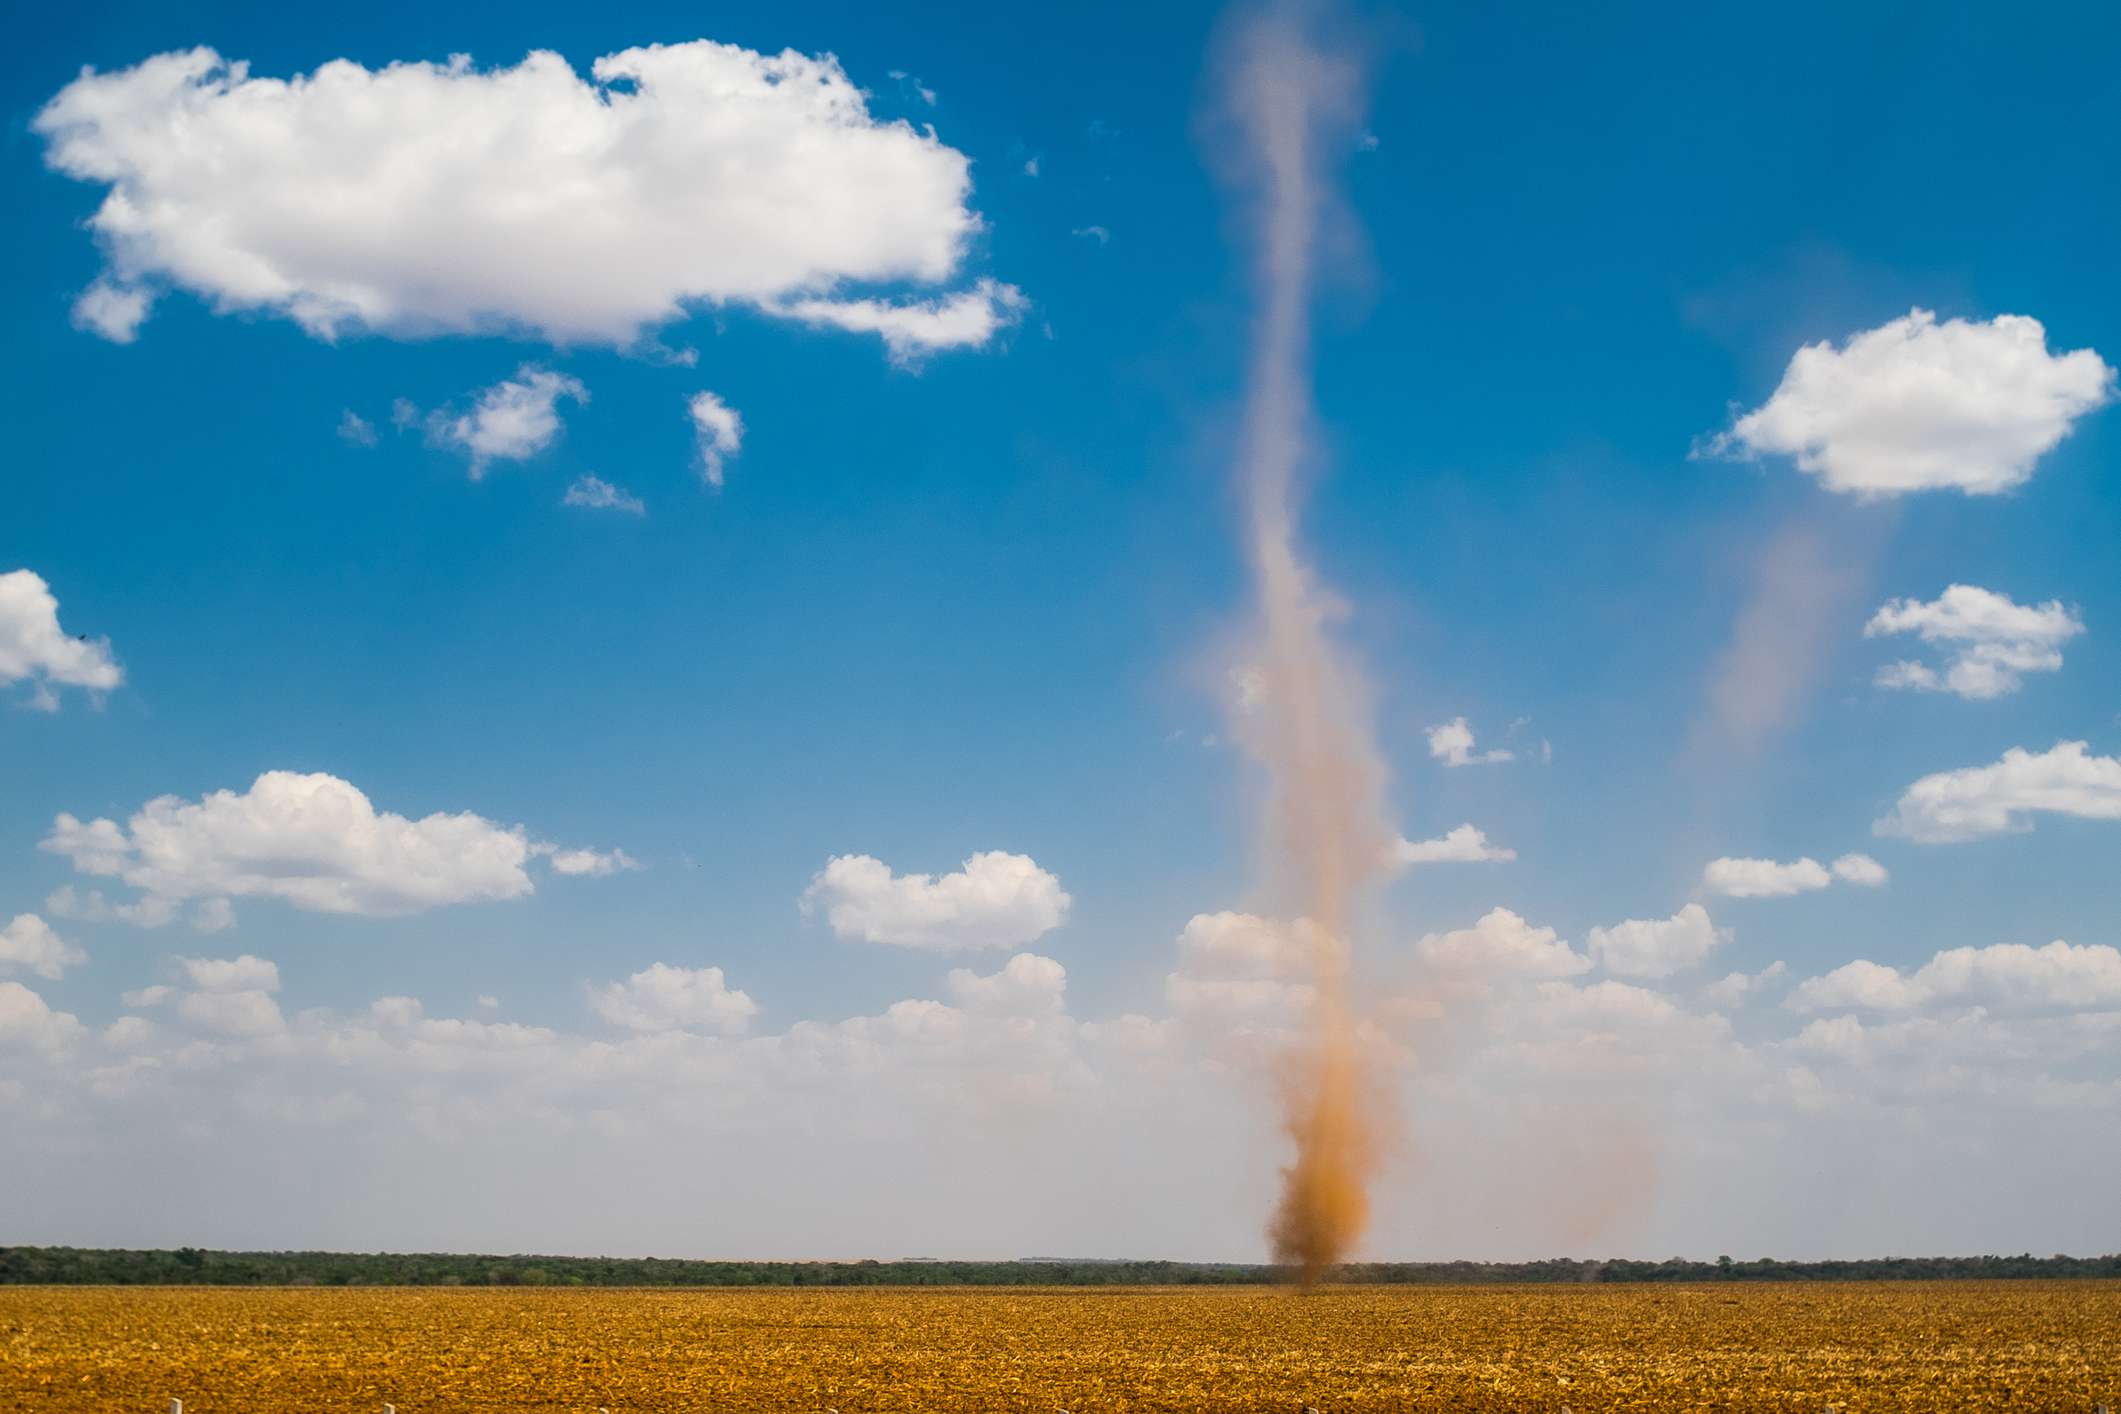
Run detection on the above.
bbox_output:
[1791,940,2121,1014]
[72,278,156,341]
[1586,903,1728,979]
[1702,853,1889,897]
[1703,309,2114,496]
[767,278,1027,364]
[1173,912,1311,980]
[1387,824,1517,867]
[0,915,86,981]
[1414,907,1590,983]
[1702,857,1832,898]
[39,770,610,920]
[1427,716,1513,767]
[1865,585,2084,700]
[589,962,757,1034]
[946,953,1067,1015]
[164,954,285,1037]
[801,851,1070,951]
[0,569,123,707]
[1163,913,1320,1035]
[0,982,84,1054]
[101,1015,156,1050]
[35,43,1020,356]
[1875,740,2121,843]
[178,954,279,993]
[424,366,585,476]
[1700,959,1787,1009]
[688,391,744,487]
[177,988,285,1038]
[1831,853,1889,887]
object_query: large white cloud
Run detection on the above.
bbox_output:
[35,43,1022,355]
[589,962,757,1034]
[0,570,123,708]
[6,904,2120,1260]
[40,770,617,920]
[1866,585,2084,700]
[1704,310,2114,496]
[1387,824,1517,868]
[800,851,1070,951]
[0,916,86,982]
[1875,741,2121,843]
[1791,940,2121,1014]
[1586,903,1728,979]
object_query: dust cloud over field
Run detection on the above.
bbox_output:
[1212,6,1389,1283]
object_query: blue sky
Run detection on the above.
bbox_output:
[4,0,2118,1260]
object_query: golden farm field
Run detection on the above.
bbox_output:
[5,1282,2118,1413]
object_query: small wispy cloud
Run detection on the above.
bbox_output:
[687,391,744,487]
[1428,716,1513,767]
[886,69,938,106]
[422,366,588,478]
[336,409,377,447]
[562,476,645,515]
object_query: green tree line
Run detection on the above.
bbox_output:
[3,1247,2116,1287]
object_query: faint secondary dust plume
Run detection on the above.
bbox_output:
[1214,7,1387,1285]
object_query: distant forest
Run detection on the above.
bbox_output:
[4,1248,2117,1287]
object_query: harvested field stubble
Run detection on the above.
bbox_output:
[4,1281,2117,1412]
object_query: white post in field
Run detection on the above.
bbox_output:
[169,1402,182,1414]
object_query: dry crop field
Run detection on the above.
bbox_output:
[5,1282,2117,1412]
